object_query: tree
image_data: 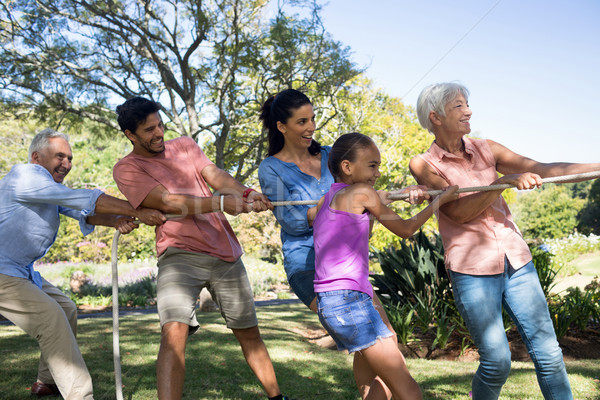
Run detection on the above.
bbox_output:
[512,185,586,239]
[0,0,360,180]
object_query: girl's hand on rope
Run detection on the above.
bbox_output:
[376,190,393,206]
[496,172,543,190]
[115,217,138,234]
[400,185,431,205]
[436,185,459,205]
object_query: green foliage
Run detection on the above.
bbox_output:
[231,212,283,264]
[548,279,600,339]
[529,244,561,297]
[577,179,600,234]
[371,231,465,356]
[0,0,361,181]
[384,303,415,345]
[512,185,586,239]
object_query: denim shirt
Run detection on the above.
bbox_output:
[0,164,102,287]
[258,146,334,279]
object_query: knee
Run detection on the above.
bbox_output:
[479,348,512,380]
[62,299,78,323]
[233,325,263,344]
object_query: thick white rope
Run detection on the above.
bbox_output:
[109,169,600,396]
[270,170,600,206]
[111,230,124,400]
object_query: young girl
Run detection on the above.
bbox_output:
[313,132,458,400]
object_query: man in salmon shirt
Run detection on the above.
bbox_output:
[409,82,600,400]
[112,97,293,400]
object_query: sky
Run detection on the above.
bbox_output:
[317,0,599,163]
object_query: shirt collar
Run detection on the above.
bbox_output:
[429,137,475,162]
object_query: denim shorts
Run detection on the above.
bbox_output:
[316,290,393,353]
[288,269,316,308]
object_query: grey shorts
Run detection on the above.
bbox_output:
[156,247,258,334]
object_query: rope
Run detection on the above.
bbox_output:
[270,170,600,206]
[111,230,124,400]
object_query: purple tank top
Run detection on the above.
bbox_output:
[313,182,373,297]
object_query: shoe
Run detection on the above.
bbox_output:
[31,381,60,397]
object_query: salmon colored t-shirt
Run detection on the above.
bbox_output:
[113,136,242,261]
[418,137,531,275]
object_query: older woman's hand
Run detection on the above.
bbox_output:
[496,172,543,190]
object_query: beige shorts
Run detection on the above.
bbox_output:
[156,247,258,334]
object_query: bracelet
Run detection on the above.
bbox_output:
[220,195,225,213]
[242,188,256,199]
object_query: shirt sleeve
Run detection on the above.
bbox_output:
[59,206,96,236]
[113,158,160,208]
[14,165,103,214]
[258,160,311,236]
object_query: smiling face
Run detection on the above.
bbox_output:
[343,142,381,186]
[31,137,73,183]
[433,94,472,137]
[276,104,316,150]
[125,112,165,157]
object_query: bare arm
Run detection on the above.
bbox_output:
[490,140,600,180]
[93,194,166,226]
[409,156,505,224]
[202,165,273,212]
[86,214,139,234]
[346,184,458,239]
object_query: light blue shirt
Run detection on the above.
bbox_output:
[0,164,102,288]
[258,146,334,279]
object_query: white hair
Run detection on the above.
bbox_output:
[417,82,470,133]
[28,128,70,162]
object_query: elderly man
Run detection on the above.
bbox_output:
[409,82,600,400]
[113,97,293,400]
[0,129,165,399]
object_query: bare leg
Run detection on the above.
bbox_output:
[360,337,422,400]
[157,322,189,400]
[353,294,394,400]
[232,326,281,398]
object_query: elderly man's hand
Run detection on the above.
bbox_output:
[115,217,139,234]
[136,208,167,226]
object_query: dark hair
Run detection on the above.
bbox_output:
[116,96,161,134]
[259,89,321,156]
[328,132,376,180]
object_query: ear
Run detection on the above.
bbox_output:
[340,159,352,176]
[30,151,41,165]
[429,111,442,126]
[124,129,137,143]
[276,120,286,135]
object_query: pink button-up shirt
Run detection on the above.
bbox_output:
[418,137,531,275]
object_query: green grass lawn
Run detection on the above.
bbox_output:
[1,303,599,400]
[569,251,600,277]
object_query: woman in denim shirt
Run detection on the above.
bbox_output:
[258,89,396,399]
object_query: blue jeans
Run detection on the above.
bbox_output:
[449,259,572,400]
[288,269,317,308]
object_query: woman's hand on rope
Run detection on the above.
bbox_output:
[495,172,543,190]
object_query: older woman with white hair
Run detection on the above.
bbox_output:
[409,82,600,400]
